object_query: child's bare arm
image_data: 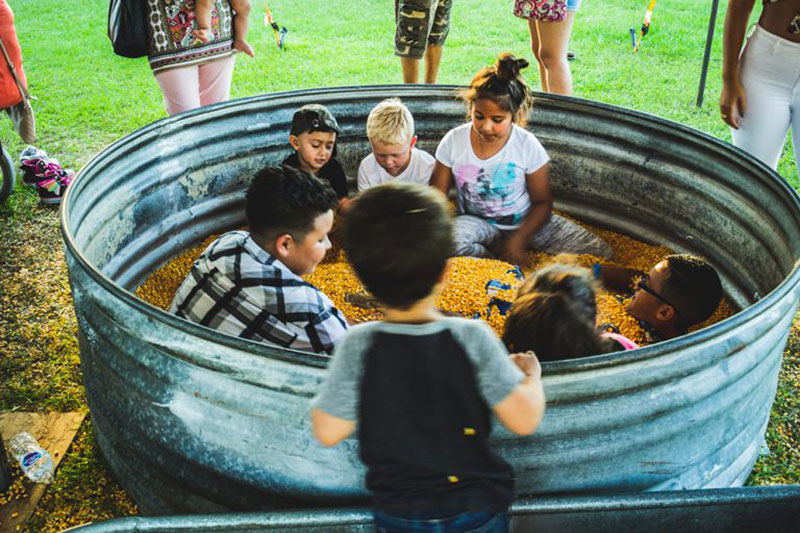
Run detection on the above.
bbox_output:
[429,161,453,197]
[493,351,546,436]
[229,0,255,57]
[193,0,215,42]
[311,407,356,447]
[596,264,643,293]
[229,0,252,16]
[504,165,552,266]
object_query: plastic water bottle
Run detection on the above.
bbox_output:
[8,433,54,483]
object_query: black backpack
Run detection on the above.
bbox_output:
[108,0,149,58]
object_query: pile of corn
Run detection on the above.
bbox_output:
[136,234,219,311]
[135,218,735,344]
[0,463,26,507]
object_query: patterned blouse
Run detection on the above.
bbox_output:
[146,0,235,73]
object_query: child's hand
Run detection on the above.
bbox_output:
[511,350,541,379]
[234,39,255,58]
[192,28,213,43]
[503,234,529,267]
[337,196,354,214]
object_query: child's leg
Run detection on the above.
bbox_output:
[453,215,502,258]
[528,214,613,259]
[197,55,236,107]
[229,0,254,57]
[533,12,576,96]
[527,20,548,92]
[154,65,201,115]
[423,0,452,83]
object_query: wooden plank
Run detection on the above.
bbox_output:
[0,412,86,533]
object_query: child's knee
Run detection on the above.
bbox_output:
[537,47,565,70]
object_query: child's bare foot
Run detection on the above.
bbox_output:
[234,39,255,57]
[192,28,212,43]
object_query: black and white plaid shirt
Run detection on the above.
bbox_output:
[169,231,348,354]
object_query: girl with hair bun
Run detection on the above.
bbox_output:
[431,53,612,265]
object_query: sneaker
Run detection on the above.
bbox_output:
[34,167,73,205]
[19,146,49,187]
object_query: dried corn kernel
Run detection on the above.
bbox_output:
[135,215,735,346]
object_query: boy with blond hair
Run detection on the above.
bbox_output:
[357,98,435,192]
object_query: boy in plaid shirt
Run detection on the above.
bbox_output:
[170,165,348,354]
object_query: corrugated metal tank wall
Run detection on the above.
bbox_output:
[61,86,800,513]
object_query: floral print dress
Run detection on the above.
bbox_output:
[513,0,568,22]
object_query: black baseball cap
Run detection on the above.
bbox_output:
[290,104,343,136]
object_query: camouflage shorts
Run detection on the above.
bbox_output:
[395,0,453,59]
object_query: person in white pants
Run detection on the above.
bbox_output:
[720,0,800,177]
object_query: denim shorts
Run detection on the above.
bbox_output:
[567,0,582,12]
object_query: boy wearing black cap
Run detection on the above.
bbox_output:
[284,104,350,208]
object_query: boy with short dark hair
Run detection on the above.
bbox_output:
[598,254,723,341]
[283,104,350,208]
[311,182,545,532]
[170,165,348,354]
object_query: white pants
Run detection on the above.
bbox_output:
[154,55,237,116]
[733,25,800,175]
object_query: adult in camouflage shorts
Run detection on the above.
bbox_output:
[395,0,453,84]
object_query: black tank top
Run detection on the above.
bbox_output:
[358,329,515,514]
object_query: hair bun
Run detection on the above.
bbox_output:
[496,53,529,81]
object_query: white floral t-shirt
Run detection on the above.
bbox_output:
[435,123,549,229]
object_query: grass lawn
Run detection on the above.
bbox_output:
[0,0,797,531]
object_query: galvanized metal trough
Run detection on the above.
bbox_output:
[61,86,800,514]
[60,486,800,533]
